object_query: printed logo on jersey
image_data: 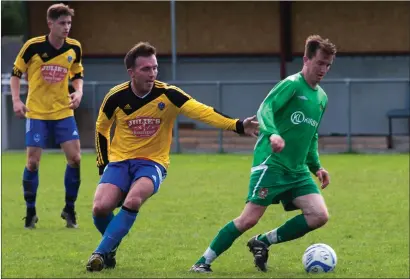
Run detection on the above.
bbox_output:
[258,188,268,199]
[68,56,73,62]
[290,111,318,127]
[158,102,165,110]
[127,117,161,138]
[41,65,68,83]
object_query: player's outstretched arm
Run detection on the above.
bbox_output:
[165,86,258,136]
[95,93,116,175]
[180,98,258,137]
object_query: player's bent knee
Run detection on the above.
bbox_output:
[123,196,143,212]
[306,209,329,229]
[316,209,329,227]
[92,202,112,217]
[122,177,155,211]
[234,202,266,231]
[234,215,259,231]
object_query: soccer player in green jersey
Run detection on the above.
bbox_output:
[190,35,337,273]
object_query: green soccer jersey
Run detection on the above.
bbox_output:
[253,72,328,174]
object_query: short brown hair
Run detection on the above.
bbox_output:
[47,3,74,20]
[124,42,157,69]
[304,35,337,59]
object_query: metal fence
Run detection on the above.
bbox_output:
[2,76,410,152]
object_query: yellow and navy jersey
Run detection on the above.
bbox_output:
[96,80,245,173]
[12,35,84,120]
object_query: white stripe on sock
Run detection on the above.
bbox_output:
[266,228,278,244]
[203,247,217,265]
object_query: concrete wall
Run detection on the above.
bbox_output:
[80,55,410,135]
[2,55,409,149]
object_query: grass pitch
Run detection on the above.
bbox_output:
[1,153,409,278]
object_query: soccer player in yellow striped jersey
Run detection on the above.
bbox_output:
[86,42,259,271]
[10,4,84,229]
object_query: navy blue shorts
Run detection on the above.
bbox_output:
[25,116,80,148]
[99,159,167,194]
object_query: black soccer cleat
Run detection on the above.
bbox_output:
[105,244,119,269]
[86,253,105,272]
[61,208,78,228]
[23,214,38,229]
[189,263,213,273]
[247,235,269,272]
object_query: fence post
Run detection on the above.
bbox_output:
[216,82,224,153]
[1,94,8,150]
[92,82,97,130]
[174,116,181,153]
[345,79,352,152]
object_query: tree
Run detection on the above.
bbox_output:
[2,1,26,37]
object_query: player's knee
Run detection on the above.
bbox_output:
[307,209,329,229]
[123,196,143,211]
[67,153,81,167]
[317,209,330,226]
[234,215,259,231]
[92,202,111,217]
[27,157,40,171]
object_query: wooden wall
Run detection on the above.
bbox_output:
[292,2,410,53]
[27,1,410,56]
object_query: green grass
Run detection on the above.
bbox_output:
[2,153,409,278]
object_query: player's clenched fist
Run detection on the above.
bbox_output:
[13,99,29,118]
[316,168,330,189]
[269,134,285,153]
[69,91,83,109]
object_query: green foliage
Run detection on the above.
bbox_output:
[2,1,25,36]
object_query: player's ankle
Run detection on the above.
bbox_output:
[27,206,36,216]
[64,204,75,212]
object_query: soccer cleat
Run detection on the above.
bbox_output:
[189,263,213,273]
[247,235,269,272]
[86,253,105,272]
[61,208,78,228]
[105,244,119,269]
[23,214,38,229]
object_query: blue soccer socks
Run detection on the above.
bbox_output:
[95,206,138,255]
[64,164,81,211]
[93,212,114,235]
[23,167,39,213]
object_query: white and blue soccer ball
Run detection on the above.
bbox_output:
[302,243,337,273]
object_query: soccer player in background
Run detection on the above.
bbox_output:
[10,3,84,229]
[86,42,259,272]
[190,35,337,273]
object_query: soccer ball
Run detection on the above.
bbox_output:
[302,243,337,273]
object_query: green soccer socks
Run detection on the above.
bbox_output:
[196,221,243,265]
[257,214,313,246]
